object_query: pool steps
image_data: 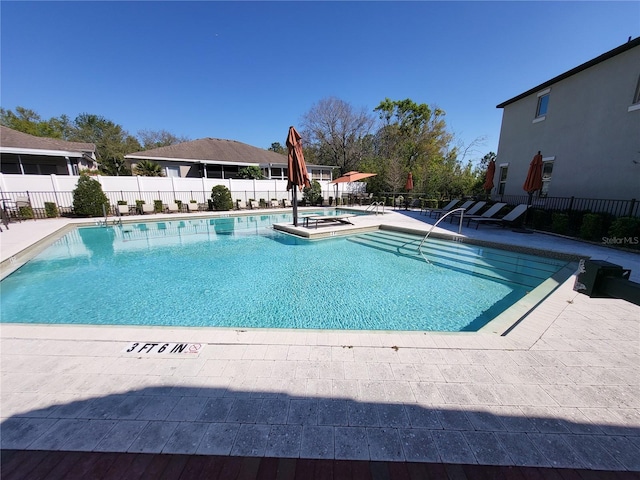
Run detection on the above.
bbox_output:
[348,230,569,289]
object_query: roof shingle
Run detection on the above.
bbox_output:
[0,125,96,153]
[125,137,288,164]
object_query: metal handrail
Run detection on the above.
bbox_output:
[417,208,466,263]
[365,201,385,215]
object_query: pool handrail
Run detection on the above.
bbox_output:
[365,201,385,215]
[418,207,466,263]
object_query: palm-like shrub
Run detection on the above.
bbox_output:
[72,174,109,217]
[133,160,164,176]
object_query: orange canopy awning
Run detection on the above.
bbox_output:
[330,171,377,184]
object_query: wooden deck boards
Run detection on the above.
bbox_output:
[2,450,637,480]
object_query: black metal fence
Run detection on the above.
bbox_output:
[378,192,639,218]
[2,189,638,220]
[496,194,638,218]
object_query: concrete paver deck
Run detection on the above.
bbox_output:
[1,208,638,471]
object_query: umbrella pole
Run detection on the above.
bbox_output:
[293,188,298,226]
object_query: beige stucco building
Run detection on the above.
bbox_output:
[494,37,640,202]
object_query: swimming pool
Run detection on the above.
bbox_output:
[0,213,571,332]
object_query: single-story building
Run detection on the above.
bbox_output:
[494,37,640,200]
[125,137,334,182]
[0,126,98,175]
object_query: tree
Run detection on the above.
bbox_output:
[69,113,141,176]
[0,106,71,139]
[373,98,455,197]
[238,166,264,179]
[138,129,190,150]
[268,142,286,154]
[133,160,164,176]
[301,97,375,173]
[72,174,109,217]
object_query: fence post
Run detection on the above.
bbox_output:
[628,198,636,217]
[568,196,574,213]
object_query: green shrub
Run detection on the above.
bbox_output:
[551,212,569,235]
[579,213,603,241]
[567,210,587,236]
[174,199,183,209]
[422,198,438,209]
[153,200,163,213]
[44,202,59,218]
[19,205,34,219]
[608,217,640,242]
[531,209,551,230]
[328,196,334,206]
[303,180,322,206]
[210,185,234,211]
[72,174,109,217]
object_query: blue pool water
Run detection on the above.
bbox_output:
[0,213,569,331]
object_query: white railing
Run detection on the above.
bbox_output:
[417,208,466,263]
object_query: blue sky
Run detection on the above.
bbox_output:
[2,1,638,163]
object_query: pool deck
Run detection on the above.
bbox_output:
[1,208,639,477]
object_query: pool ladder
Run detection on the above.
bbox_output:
[96,205,122,227]
[417,208,466,263]
[365,201,385,215]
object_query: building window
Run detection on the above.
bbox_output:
[541,160,554,197]
[629,75,640,112]
[498,165,508,195]
[311,169,323,181]
[536,94,549,117]
[165,166,180,178]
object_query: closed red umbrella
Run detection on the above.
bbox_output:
[483,160,495,192]
[523,152,543,194]
[286,126,311,226]
[405,172,414,191]
[519,151,543,231]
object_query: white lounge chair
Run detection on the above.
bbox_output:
[141,203,154,214]
[463,202,507,227]
[283,199,292,208]
[187,202,199,212]
[432,200,474,219]
[249,200,260,209]
[301,215,354,228]
[447,201,486,223]
[236,200,247,210]
[117,204,130,216]
[270,200,279,208]
[421,199,459,217]
[166,202,180,213]
[469,204,530,229]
